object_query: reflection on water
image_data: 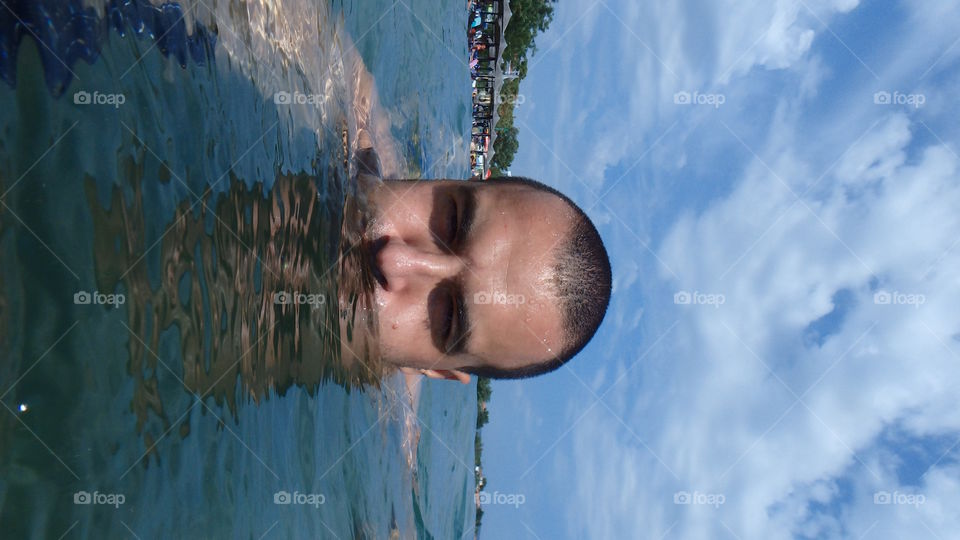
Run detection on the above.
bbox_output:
[0,0,476,536]
[0,0,218,96]
[84,150,385,452]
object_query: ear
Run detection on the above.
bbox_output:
[421,369,472,385]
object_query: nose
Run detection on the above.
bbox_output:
[375,239,462,291]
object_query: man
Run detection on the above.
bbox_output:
[343,38,613,387]
[358,174,612,385]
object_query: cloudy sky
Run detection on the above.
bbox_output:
[480,0,960,538]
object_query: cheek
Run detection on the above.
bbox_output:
[376,302,426,347]
[399,207,434,241]
[377,316,441,368]
[370,189,431,238]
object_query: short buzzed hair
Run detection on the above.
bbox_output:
[463,176,612,379]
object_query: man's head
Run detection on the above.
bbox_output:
[363,176,611,382]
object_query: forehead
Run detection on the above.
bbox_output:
[461,181,573,369]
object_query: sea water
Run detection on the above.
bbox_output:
[0,0,476,537]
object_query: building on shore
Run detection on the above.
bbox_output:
[468,0,511,179]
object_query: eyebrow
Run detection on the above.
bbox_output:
[448,289,472,355]
[458,187,477,252]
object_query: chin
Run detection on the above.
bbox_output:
[380,353,421,371]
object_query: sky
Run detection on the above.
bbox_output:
[479,0,960,538]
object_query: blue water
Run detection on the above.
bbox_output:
[0,0,476,537]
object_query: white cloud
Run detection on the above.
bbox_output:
[660,111,955,534]
[562,109,960,540]
[518,0,865,194]
[542,2,960,538]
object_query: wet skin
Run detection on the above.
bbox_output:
[363,179,574,383]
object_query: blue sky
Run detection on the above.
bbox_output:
[479,0,960,538]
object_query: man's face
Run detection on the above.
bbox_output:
[362,180,572,381]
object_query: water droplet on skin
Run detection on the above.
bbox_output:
[392,322,399,330]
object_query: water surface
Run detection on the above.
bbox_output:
[0,0,476,537]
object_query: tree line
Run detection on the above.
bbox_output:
[490,0,555,175]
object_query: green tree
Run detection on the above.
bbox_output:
[476,408,490,429]
[477,377,492,403]
[475,433,484,466]
[502,0,555,67]
[491,126,519,171]
[484,1,555,174]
